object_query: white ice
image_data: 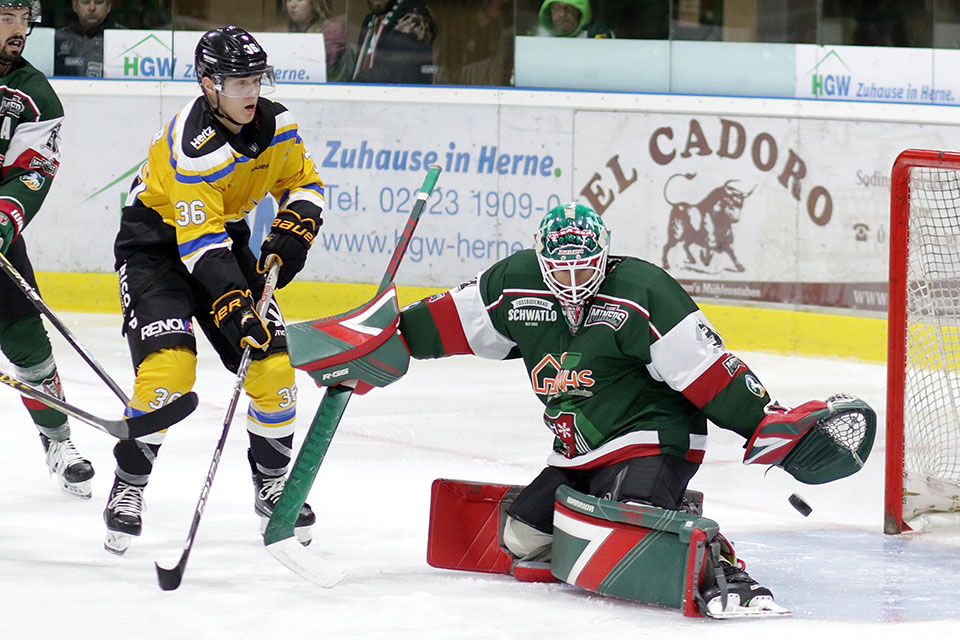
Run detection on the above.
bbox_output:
[1,312,958,638]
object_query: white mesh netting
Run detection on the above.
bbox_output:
[903,166,960,519]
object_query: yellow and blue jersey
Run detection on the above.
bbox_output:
[116,95,324,298]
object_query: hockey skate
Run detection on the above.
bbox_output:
[252,467,315,546]
[40,434,94,499]
[698,559,791,619]
[103,477,145,555]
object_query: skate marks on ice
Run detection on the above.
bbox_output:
[736,529,960,622]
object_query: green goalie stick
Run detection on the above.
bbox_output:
[263,165,442,587]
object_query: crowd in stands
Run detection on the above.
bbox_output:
[38,0,624,86]
[36,0,935,86]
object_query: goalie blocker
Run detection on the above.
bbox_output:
[286,285,410,392]
[426,478,786,618]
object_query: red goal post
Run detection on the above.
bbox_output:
[886,148,960,534]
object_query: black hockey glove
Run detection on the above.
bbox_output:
[257,209,318,288]
[212,289,271,351]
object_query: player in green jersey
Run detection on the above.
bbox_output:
[0,0,95,498]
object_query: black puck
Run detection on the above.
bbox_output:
[789,493,812,517]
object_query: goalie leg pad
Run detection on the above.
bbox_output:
[426,479,558,582]
[550,486,789,618]
[551,485,719,616]
[427,479,519,575]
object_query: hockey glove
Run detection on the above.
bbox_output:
[257,209,318,288]
[0,211,16,255]
[743,394,876,484]
[212,289,271,351]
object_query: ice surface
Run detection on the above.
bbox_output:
[2,313,958,638]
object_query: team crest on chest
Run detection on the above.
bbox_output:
[507,297,558,326]
[0,95,24,117]
[531,352,595,397]
[584,303,628,330]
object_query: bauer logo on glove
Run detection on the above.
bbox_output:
[258,208,322,288]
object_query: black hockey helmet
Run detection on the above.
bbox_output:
[195,26,275,95]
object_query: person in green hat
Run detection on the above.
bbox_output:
[537,0,613,38]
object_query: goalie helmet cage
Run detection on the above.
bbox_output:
[885,148,960,534]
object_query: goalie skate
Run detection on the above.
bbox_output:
[40,434,94,499]
[699,560,791,619]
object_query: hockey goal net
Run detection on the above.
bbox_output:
[886,149,960,533]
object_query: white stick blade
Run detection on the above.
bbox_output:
[266,537,348,588]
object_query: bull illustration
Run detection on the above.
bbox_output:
[661,173,755,273]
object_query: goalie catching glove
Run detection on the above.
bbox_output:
[258,209,319,288]
[743,394,877,484]
[212,289,271,351]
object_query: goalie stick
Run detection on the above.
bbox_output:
[263,165,443,588]
[0,251,199,436]
[0,368,197,439]
[155,259,281,591]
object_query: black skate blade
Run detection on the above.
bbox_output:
[155,561,184,591]
[125,392,199,439]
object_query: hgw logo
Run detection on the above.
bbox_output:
[118,34,175,78]
[808,49,851,98]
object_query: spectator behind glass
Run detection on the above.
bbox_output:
[352,0,437,84]
[54,0,121,77]
[537,0,613,38]
[283,0,353,82]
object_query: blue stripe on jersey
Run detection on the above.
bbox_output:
[278,183,325,207]
[248,404,296,425]
[178,231,230,259]
[166,116,177,171]
[272,128,299,145]
[124,405,146,419]
[175,162,236,184]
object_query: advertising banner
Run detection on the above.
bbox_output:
[569,110,960,313]
[102,30,326,83]
[795,44,960,105]
[31,86,960,314]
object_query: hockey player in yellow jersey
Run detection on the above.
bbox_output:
[104,26,324,555]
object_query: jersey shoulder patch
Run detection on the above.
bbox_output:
[179,97,228,159]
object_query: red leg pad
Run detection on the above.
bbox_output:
[427,479,520,575]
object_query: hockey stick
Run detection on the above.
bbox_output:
[155,259,282,591]
[0,368,196,439]
[263,165,442,587]
[0,251,199,433]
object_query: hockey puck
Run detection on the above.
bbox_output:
[789,493,812,517]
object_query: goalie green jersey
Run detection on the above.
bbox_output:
[399,249,771,469]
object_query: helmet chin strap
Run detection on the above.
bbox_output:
[206,90,246,128]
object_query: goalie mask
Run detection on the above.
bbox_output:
[195,26,276,98]
[534,203,610,331]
